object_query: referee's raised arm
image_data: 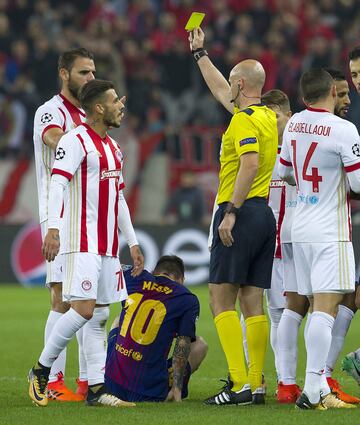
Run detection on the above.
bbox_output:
[188,28,234,114]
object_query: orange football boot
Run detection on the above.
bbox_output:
[47,372,83,402]
[326,377,360,404]
[76,378,88,399]
[277,382,302,404]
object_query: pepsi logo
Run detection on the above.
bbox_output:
[11,222,46,287]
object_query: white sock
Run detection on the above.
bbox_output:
[83,306,109,386]
[240,314,249,366]
[45,311,67,383]
[277,308,303,385]
[76,327,87,381]
[304,312,312,345]
[268,307,284,381]
[325,305,354,377]
[39,308,88,368]
[320,371,331,396]
[304,311,334,404]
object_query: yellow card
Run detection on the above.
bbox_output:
[185,12,205,31]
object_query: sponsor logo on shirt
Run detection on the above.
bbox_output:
[115,343,143,361]
[298,194,319,205]
[100,169,121,180]
[285,200,297,208]
[239,137,257,147]
[270,180,286,188]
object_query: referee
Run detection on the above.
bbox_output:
[189,28,277,406]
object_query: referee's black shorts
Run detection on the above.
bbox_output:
[209,197,276,289]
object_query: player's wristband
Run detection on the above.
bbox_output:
[224,202,240,216]
[192,48,208,62]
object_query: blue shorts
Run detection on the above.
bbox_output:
[209,198,276,288]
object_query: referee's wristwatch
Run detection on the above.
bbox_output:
[224,202,240,216]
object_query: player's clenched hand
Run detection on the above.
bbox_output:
[130,245,144,277]
[218,213,236,247]
[42,229,60,262]
[188,27,205,51]
[166,387,182,402]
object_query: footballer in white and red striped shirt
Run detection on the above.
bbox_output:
[32,48,96,400]
[29,80,143,408]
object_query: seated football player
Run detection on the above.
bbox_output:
[105,255,208,402]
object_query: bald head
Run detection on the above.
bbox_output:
[230,59,266,90]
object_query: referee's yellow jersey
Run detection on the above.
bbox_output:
[217,104,278,204]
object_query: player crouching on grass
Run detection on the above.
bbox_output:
[105,255,208,402]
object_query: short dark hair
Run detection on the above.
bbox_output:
[58,47,94,72]
[325,68,346,81]
[153,255,185,281]
[300,69,334,104]
[261,89,290,112]
[79,79,114,114]
[349,46,360,61]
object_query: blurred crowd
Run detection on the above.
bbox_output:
[1,0,360,159]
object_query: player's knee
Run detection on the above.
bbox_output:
[355,286,360,310]
[341,292,357,313]
[189,336,208,373]
[92,306,110,327]
[196,336,209,358]
[50,284,69,313]
[286,293,309,317]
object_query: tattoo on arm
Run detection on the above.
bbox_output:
[52,234,60,241]
[172,336,191,390]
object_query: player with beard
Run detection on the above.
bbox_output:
[342,47,360,386]
[29,79,143,407]
[33,48,95,401]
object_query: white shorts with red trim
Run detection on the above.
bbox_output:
[293,241,355,296]
[62,252,127,304]
[41,221,63,287]
[282,243,298,293]
[266,258,286,310]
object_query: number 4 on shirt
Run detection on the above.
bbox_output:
[291,139,323,192]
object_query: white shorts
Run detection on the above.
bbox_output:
[293,242,355,296]
[41,221,63,287]
[62,252,128,304]
[282,243,298,293]
[266,258,286,310]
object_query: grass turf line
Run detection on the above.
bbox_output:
[0,284,360,425]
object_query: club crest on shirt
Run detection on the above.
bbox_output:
[352,143,360,157]
[115,150,123,162]
[40,112,53,124]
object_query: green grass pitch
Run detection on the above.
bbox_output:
[1,284,360,425]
